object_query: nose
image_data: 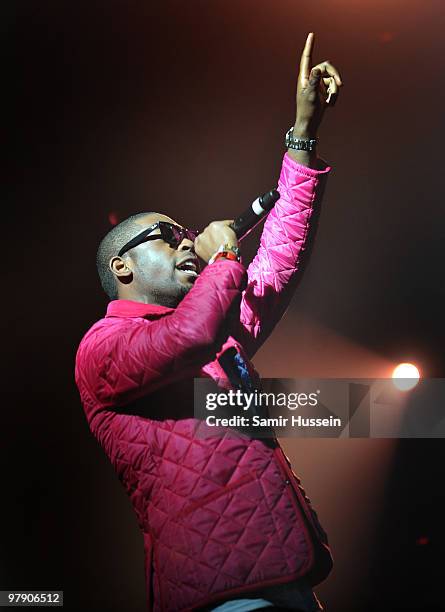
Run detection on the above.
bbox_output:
[177,237,195,251]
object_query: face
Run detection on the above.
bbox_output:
[112,213,201,307]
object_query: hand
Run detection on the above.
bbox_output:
[194,220,238,264]
[294,32,343,138]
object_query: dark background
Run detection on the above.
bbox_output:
[4,1,445,610]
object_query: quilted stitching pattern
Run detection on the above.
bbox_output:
[147,424,311,605]
[75,153,333,611]
[239,153,330,357]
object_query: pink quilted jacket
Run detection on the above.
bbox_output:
[75,152,333,611]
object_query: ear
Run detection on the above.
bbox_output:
[109,256,133,281]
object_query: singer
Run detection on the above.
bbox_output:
[75,33,342,611]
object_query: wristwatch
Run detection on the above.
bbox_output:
[285,126,317,152]
[208,243,241,265]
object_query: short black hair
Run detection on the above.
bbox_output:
[96,212,155,300]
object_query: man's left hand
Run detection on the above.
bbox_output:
[293,32,343,138]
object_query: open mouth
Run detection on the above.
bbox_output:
[175,260,199,278]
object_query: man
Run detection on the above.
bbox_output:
[75,33,342,612]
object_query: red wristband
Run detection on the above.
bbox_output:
[213,251,239,263]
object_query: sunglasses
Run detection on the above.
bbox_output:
[118,221,199,257]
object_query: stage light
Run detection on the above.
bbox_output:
[378,31,396,44]
[392,363,420,391]
[108,211,119,226]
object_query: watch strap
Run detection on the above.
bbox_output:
[285,126,317,151]
[208,243,241,265]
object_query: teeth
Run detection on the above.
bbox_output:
[177,261,197,272]
[176,260,199,277]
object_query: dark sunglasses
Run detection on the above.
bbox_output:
[118,221,199,257]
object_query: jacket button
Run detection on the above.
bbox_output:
[284,479,290,485]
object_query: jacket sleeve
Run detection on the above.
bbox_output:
[75,260,247,412]
[236,152,331,358]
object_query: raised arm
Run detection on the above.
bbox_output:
[289,32,342,169]
[236,33,343,357]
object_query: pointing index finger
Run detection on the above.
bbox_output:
[299,32,314,81]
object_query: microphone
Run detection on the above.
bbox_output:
[230,189,280,241]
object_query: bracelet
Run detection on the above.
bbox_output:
[285,126,317,151]
[208,243,241,265]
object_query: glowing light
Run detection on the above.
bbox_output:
[378,31,395,44]
[392,363,420,391]
[108,211,119,226]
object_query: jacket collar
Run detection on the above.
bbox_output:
[105,299,174,319]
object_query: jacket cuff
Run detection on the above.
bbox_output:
[283,151,331,178]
